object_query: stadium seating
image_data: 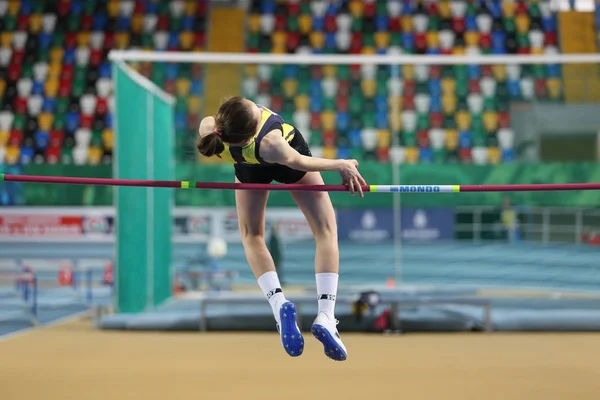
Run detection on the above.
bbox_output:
[244,0,561,164]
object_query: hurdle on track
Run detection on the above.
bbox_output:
[2,174,600,193]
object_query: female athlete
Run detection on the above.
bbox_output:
[196,96,366,361]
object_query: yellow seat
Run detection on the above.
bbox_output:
[299,15,312,35]
[438,1,451,18]
[405,147,419,164]
[441,78,456,95]
[248,14,261,33]
[5,146,19,165]
[29,14,43,33]
[445,130,458,151]
[322,65,337,78]
[426,32,440,49]
[282,79,298,98]
[88,147,103,165]
[442,94,457,115]
[492,65,507,82]
[187,96,202,114]
[502,1,516,17]
[483,111,499,132]
[48,62,62,79]
[294,95,310,111]
[322,146,337,160]
[0,32,13,48]
[107,0,120,17]
[176,78,191,97]
[452,46,466,55]
[77,32,90,47]
[361,79,376,98]
[374,32,390,49]
[271,45,286,54]
[402,64,415,80]
[531,47,544,55]
[131,15,144,34]
[7,0,20,16]
[488,147,501,164]
[349,0,364,17]
[245,65,258,78]
[102,129,114,151]
[377,130,391,148]
[309,32,325,50]
[547,78,562,100]
[49,48,64,64]
[401,16,412,33]
[184,1,197,16]
[389,96,403,112]
[321,111,336,130]
[464,32,480,47]
[44,79,59,97]
[455,111,471,131]
[516,15,530,34]
[0,130,9,147]
[389,113,402,132]
[273,32,287,48]
[179,32,194,50]
[0,79,5,97]
[115,32,130,49]
[38,113,54,131]
[361,46,376,55]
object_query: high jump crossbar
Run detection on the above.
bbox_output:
[2,174,600,193]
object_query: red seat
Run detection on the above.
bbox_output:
[287,2,300,16]
[534,79,547,97]
[57,0,70,16]
[104,33,116,50]
[415,33,427,53]
[338,80,350,96]
[274,15,286,31]
[80,114,94,129]
[197,1,208,16]
[191,64,203,79]
[389,18,400,32]
[163,80,176,95]
[270,95,283,113]
[336,95,349,112]
[287,32,300,52]
[11,50,24,65]
[349,64,361,80]
[17,15,29,30]
[441,48,453,55]
[65,33,77,49]
[14,97,28,114]
[58,79,72,97]
[60,64,74,80]
[515,1,528,14]
[517,47,530,55]
[481,65,493,78]
[50,130,64,147]
[311,65,323,80]
[322,130,337,146]
[429,66,442,79]
[350,33,363,53]
[81,15,93,30]
[364,2,376,18]
[402,95,415,110]
[459,148,472,163]
[46,146,61,164]
[377,147,390,163]
[90,49,103,67]
[187,113,200,131]
[498,111,511,128]
[9,130,23,146]
[325,15,337,33]
[479,33,492,49]
[258,80,270,94]
[8,63,22,82]
[139,63,152,78]
[468,79,481,94]
[452,18,465,34]
[194,33,205,48]
[134,1,146,13]
[96,97,109,115]
[544,32,557,46]
[426,2,439,15]
[310,113,321,130]
[157,16,169,30]
[403,80,416,97]
[417,130,429,148]
[430,112,444,128]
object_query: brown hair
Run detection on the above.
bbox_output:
[196,96,258,157]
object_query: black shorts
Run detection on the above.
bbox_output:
[234,130,312,184]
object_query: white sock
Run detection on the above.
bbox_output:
[257,271,287,320]
[316,273,338,318]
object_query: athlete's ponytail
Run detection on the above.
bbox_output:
[196,130,225,157]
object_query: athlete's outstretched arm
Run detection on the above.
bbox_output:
[260,130,367,197]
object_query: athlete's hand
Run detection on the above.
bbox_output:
[338,159,367,197]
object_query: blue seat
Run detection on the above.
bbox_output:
[20,147,34,165]
[70,0,84,15]
[117,16,131,31]
[376,47,388,55]
[465,16,477,32]
[65,112,80,133]
[105,113,113,129]
[325,33,336,50]
[337,146,350,159]
[98,63,111,78]
[165,64,179,80]
[426,48,441,55]
[401,1,414,14]
[467,65,481,80]
[260,0,276,14]
[42,97,56,113]
[336,112,350,131]
[190,79,203,95]
[401,33,415,51]
[32,80,44,96]
[309,96,323,113]
[0,189,10,206]
[35,130,50,150]
[546,64,561,78]
[542,16,556,32]
[63,49,76,65]
[312,16,325,32]
[507,80,521,99]
[20,0,33,15]
[492,31,506,54]
[502,148,515,162]
[146,1,158,14]
[167,32,179,48]
[459,130,472,148]
[428,79,442,97]
[309,80,322,97]
[375,95,387,113]
[430,95,442,113]
[93,14,108,30]
[488,1,502,18]
[283,65,298,79]
[38,33,53,49]
[349,128,362,148]
[175,112,187,131]
[375,111,388,129]
[375,16,388,31]
[182,16,195,31]
[419,147,433,163]
[326,1,340,15]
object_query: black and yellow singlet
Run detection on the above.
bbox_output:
[217,106,296,165]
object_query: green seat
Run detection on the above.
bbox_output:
[337,65,350,80]
[13,114,26,130]
[287,16,299,32]
[350,149,363,159]
[456,78,469,98]
[390,33,401,47]
[446,151,459,164]
[83,1,96,14]
[74,66,88,82]
[33,1,46,13]
[323,97,335,111]
[486,134,499,148]
[497,99,509,113]
[376,0,387,15]
[151,65,166,86]
[457,98,468,111]
[480,48,492,55]
[67,15,81,32]
[428,16,439,31]
[350,116,363,130]
[517,33,529,49]
[441,66,454,79]
[528,3,541,18]
[4,15,16,31]
[170,17,182,32]
[363,150,377,162]
[297,78,310,95]
[157,1,170,14]
[433,148,447,163]
[71,81,85,98]
[281,110,293,124]
[175,97,187,113]
[466,3,477,16]
[443,115,456,129]
[21,63,33,80]
[417,113,429,130]
[310,130,323,146]
[270,83,283,96]
[362,113,376,128]
[91,129,103,147]
[298,66,310,82]
[56,97,69,114]
[61,146,73,164]
[142,33,154,48]
[504,18,516,34]
[271,65,284,82]
[471,114,483,131]
[496,83,509,101]
[532,65,546,79]
[351,17,363,32]
[376,80,387,96]
[259,40,271,53]
[349,93,363,114]
[363,100,376,114]
[37,48,50,62]
[283,99,295,114]
[300,2,311,14]
[337,134,349,147]
[52,33,65,47]
[454,66,468,81]
[349,80,362,94]
[416,82,428,94]
[472,128,486,147]
[53,113,66,130]
[483,97,497,111]
[363,33,375,48]
[402,130,417,147]
[376,66,390,81]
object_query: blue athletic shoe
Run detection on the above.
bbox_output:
[311,312,348,361]
[276,302,304,357]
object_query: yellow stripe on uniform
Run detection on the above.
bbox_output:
[370,185,378,192]
[453,185,460,192]
[181,181,190,189]
[241,144,260,164]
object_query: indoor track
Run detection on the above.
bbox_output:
[1,317,599,400]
